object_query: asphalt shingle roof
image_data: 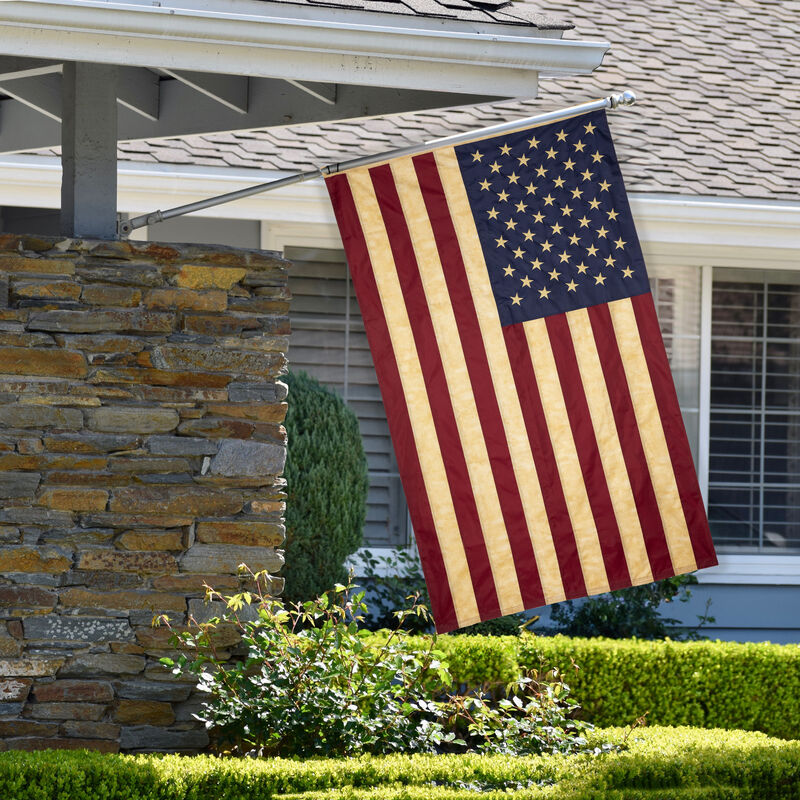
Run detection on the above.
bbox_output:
[118,0,800,202]
[253,0,572,27]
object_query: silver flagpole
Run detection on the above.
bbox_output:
[118,91,636,236]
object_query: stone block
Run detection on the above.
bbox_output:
[115,680,193,703]
[43,433,140,453]
[59,588,186,612]
[182,314,262,336]
[39,488,108,512]
[177,418,254,439]
[0,347,87,379]
[77,550,177,574]
[0,472,41,498]
[114,699,175,725]
[17,437,43,454]
[86,407,180,434]
[0,548,71,574]
[0,508,73,526]
[195,520,285,547]
[180,544,283,575]
[33,680,114,703]
[0,702,24,717]
[227,381,288,403]
[0,720,57,737]
[146,435,219,456]
[109,486,243,517]
[204,403,287,423]
[144,288,227,312]
[59,653,145,677]
[0,406,82,429]
[7,736,119,752]
[62,720,121,739]
[0,587,57,611]
[81,285,141,307]
[0,678,32,702]
[13,281,82,300]
[150,573,238,592]
[24,617,133,643]
[151,345,284,376]
[0,658,64,677]
[80,512,193,529]
[176,265,246,290]
[209,439,285,477]
[0,256,75,275]
[27,702,106,721]
[108,457,190,474]
[116,531,184,551]
[75,264,163,287]
[120,725,208,751]
[28,310,174,334]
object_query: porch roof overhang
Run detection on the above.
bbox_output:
[0,0,608,102]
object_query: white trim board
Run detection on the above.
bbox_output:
[2,157,800,255]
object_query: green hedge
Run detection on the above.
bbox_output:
[1,727,798,799]
[384,634,800,739]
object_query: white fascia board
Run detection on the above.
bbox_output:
[0,0,609,97]
[630,194,800,252]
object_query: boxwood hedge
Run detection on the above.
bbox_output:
[385,634,800,739]
[1,727,798,799]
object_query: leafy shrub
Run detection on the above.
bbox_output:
[160,570,590,758]
[548,574,714,640]
[283,370,369,603]
[2,727,799,799]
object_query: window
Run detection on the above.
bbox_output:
[285,246,410,548]
[708,269,800,552]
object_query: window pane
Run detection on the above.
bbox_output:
[709,269,800,552]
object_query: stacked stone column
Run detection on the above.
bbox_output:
[0,235,288,752]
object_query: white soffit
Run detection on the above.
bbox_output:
[0,0,609,97]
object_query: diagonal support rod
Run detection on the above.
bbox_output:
[118,91,636,237]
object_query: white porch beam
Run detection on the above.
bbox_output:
[117,66,160,121]
[0,0,608,98]
[0,73,62,122]
[161,69,248,114]
[286,80,337,106]
[0,78,494,153]
[0,56,61,81]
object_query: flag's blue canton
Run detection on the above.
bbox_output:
[454,109,650,327]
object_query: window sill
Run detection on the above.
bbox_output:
[696,554,800,585]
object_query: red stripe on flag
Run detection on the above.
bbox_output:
[325,173,459,631]
[368,164,503,621]
[412,152,546,610]
[587,302,675,579]
[503,323,588,599]
[631,293,718,569]
[545,314,632,590]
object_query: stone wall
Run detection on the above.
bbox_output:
[0,235,289,753]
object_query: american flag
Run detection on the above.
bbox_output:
[325,109,717,633]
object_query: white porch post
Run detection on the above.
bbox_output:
[61,61,118,239]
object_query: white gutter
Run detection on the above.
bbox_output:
[0,0,608,96]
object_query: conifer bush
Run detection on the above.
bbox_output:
[282,370,369,602]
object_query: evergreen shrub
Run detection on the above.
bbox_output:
[2,727,799,799]
[384,633,800,739]
[282,370,368,602]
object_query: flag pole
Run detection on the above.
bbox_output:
[118,91,636,236]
